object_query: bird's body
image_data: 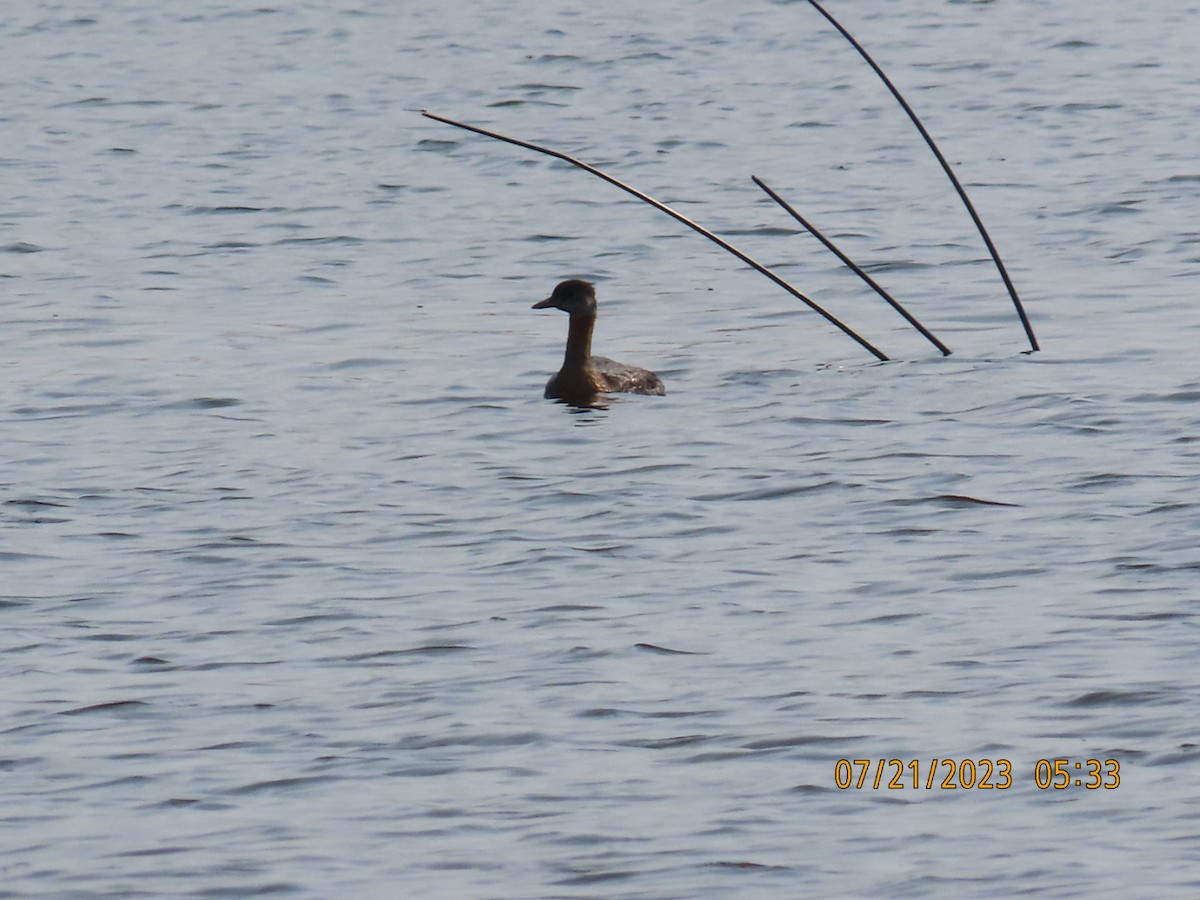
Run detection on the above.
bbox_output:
[533,280,665,404]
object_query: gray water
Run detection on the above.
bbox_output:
[3,0,1200,896]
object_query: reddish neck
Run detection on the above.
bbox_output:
[563,314,596,368]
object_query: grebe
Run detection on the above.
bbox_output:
[532,279,665,403]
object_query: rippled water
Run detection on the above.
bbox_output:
[4,0,1200,896]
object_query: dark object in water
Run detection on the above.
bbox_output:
[533,279,665,404]
[803,0,1038,352]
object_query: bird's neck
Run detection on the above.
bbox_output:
[563,314,596,368]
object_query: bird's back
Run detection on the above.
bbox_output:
[592,356,666,396]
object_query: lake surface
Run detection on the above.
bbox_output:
[3,0,1200,896]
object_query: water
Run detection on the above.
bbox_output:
[3,0,1200,896]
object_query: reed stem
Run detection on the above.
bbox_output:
[421,110,889,362]
[752,176,951,356]
[804,0,1038,352]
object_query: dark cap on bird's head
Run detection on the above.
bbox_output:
[532,279,597,315]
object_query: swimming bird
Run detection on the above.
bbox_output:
[532,279,665,404]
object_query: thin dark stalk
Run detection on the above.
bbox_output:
[804,0,1039,352]
[752,175,951,356]
[421,110,889,362]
